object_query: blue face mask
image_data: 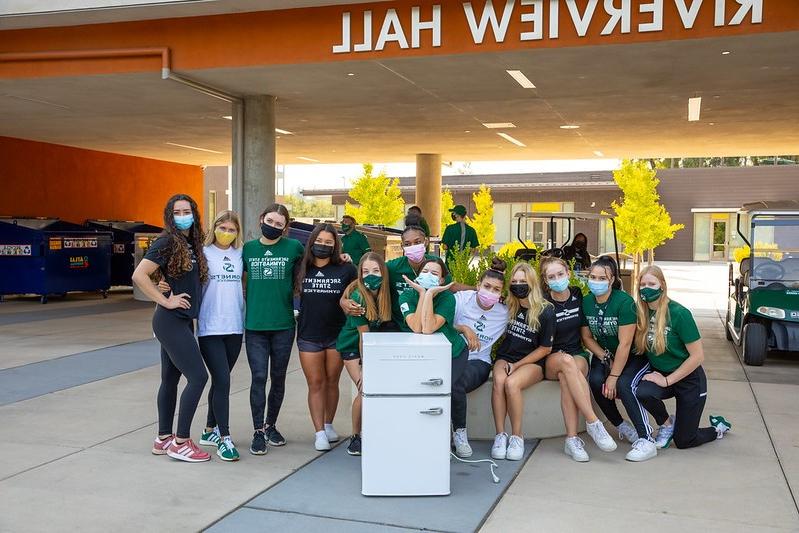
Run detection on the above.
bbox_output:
[174,214,194,230]
[588,279,610,297]
[547,277,570,293]
[416,272,441,290]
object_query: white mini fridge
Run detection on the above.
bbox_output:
[361,332,452,496]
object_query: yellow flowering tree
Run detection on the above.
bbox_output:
[610,160,683,291]
[440,187,455,235]
[467,184,495,250]
[345,163,405,226]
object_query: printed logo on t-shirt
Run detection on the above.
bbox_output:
[507,311,537,341]
[646,315,671,349]
[586,309,619,339]
[247,254,289,281]
[263,250,273,256]
[223,262,234,273]
[315,271,325,277]
[555,307,580,324]
[303,270,346,295]
[400,302,410,313]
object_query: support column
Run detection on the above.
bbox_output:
[235,95,276,241]
[415,153,442,237]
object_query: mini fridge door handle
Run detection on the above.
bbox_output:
[419,407,444,415]
[421,378,444,386]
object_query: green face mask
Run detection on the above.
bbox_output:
[640,287,663,303]
[363,274,383,291]
[341,224,352,232]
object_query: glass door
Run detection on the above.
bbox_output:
[711,220,727,260]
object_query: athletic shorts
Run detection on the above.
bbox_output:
[297,337,337,353]
[340,352,361,362]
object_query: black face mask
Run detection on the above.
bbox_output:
[574,240,586,250]
[509,284,530,299]
[261,222,283,240]
[311,244,334,259]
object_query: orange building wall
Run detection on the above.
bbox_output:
[0,136,203,227]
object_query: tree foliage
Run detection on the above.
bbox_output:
[609,159,684,290]
[467,184,495,250]
[283,194,334,219]
[344,163,405,226]
[440,187,455,235]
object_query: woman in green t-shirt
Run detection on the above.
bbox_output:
[336,252,393,456]
[582,256,657,462]
[634,265,731,449]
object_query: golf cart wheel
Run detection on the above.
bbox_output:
[724,309,733,341]
[743,322,768,366]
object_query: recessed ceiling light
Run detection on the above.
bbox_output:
[593,150,604,157]
[222,115,232,120]
[275,128,294,135]
[297,156,320,163]
[165,142,223,154]
[560,125,580,129]
[688,96,702,121]
[709,122,715,126]
[347,73,355,76]
[721,50,731,55]
[464,130,471,133]
[506,70,536,89]
[483,122,516,129]
[497,132,526,147]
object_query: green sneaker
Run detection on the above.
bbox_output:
[199,427,221,447]
[709,415,732,439]
[217,436,240,461]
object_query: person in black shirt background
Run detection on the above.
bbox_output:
[562,232,592,270]
[132,193,211,463]
[296,224,357,451]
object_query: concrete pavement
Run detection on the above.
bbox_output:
[0,262,797,532]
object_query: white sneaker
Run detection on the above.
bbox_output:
[616,421,638,444]
[655,416,675,449]
[564,436,589,462]
[625,438,657,462]
[453,428,473,458]
[324,424,339,443]
[586,420,618,452]
[314,431,331,451]
[491,432,509,460]
[506,435,524,461]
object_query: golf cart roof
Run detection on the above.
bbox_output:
[740,201,799,216]
[513,211,614,221]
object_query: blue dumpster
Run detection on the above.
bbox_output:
[288,220,317,246]
[85,220,162,287]
[0,218,113,303]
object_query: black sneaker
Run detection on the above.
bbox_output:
[347,434,361,456]
[264,425,286,447]
[250,430,267,455]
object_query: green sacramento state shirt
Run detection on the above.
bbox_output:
[581,289,637,355]
[645,299,702,373]
[242,237,305,331]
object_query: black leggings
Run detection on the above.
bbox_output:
[198,334,243,437]
[635,366,717,449]
[589,355,653,440]
[153,307,208,439]
[451,359,491,430]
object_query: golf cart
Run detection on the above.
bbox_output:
[726,201,799,366]
[513,211,630,289]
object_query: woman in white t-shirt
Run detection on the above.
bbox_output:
[196,211,245,461]
[451,257,510,458]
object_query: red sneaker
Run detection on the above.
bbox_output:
[167,439,211,462]
[152,434,174,455]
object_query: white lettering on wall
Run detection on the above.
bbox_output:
[729,0,762,25]
[375,8,410,50]
[639,0,664,32]
[355,10,373,52]
[411,5,442,48]
[463,0,515,44]
[332,12,351,53]
[549,0,559,38]
[565,0,599,37]
[520,0,543,41]
[674,0,703,29]
[601,0,631,35]
[714,0,726,26]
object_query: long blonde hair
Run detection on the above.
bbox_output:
[204,210,242,248]
[345,252,392,324]
[507,262,552,331]
[634,265,671,356]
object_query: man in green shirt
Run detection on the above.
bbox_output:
[406,205,431,237]
[340,215,371,265]
[441,205,479,263]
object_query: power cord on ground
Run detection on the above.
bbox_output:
[450,452,500,484]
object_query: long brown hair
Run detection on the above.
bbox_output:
[295,223,343,295]
[345,252,392,323]
[158,194,208,283]
[204,210,242,248]
[634,265,671,355]
[506,262,551,331]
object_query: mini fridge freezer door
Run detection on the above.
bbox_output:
[361,395,451,496]
[362,332,452,395]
